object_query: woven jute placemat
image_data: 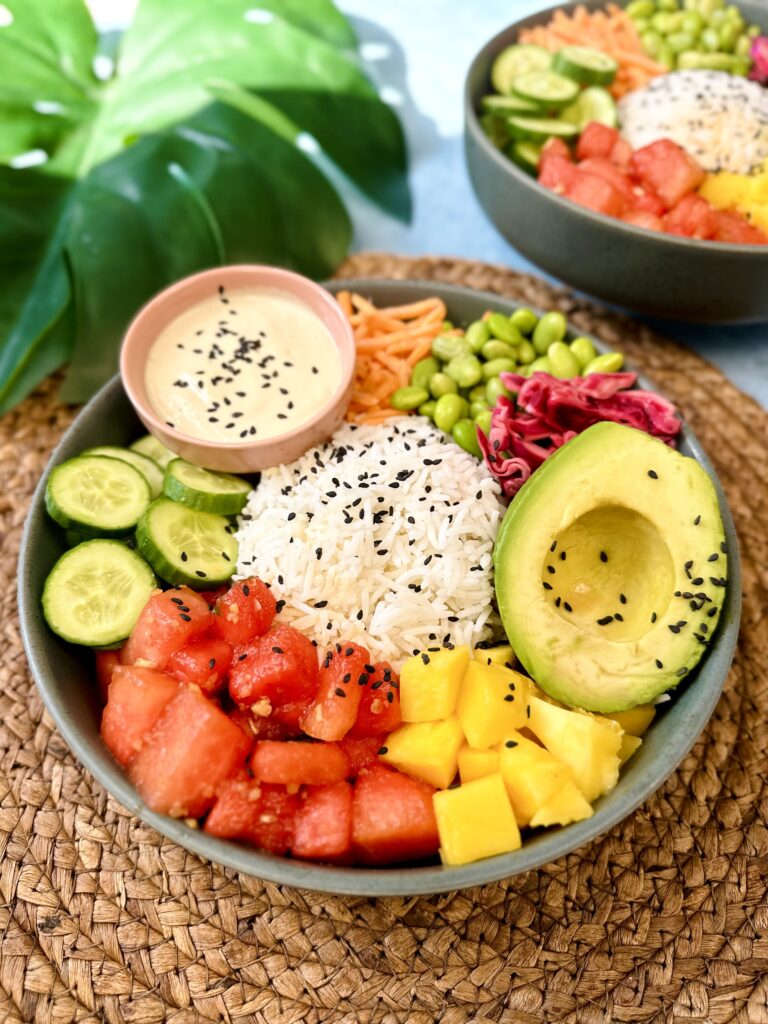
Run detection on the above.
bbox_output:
[1,253,767,1024]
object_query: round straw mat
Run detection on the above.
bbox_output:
[1,253,767,1024]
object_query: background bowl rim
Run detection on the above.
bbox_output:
[17,276,742,897]
[463,0,768,259]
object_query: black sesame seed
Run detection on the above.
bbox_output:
[563,602,572,613]
[343,673,351,683]
[543,581,553,591]
[600,551,608,563]
[720,541,726,553]
[651,612,657,623]
[171,597,183,605]
[386,691,394,703]
[597,615,614,626]
[694,515,701,526]
[547,565,556,574]
[505,740,518,749]
[180,552,188,562]
[614,612,624,622]
[345,647,354,657]
[676,667,688,677]
[334,688,346,698]
[195,570,207,578]
[378,746,388,755]
[692,577,704,586]
[669,624,681,634]
[314,600,328,609]
[242,584,250,597]
[275,600,286,613]
[555,597,561,608]
[707,607,717,618]
[209,658,216,669]
[272,646,283,654]
[619,593,627,604]
[647,470,658,479]
[238,653,247,661]
[550,540,557,553]
[526,705,530,719]
[179,613,191,622]
[708,553,719,562]
[655,659,663,669]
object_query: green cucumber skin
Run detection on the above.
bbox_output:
[85,446,164,500]
[135,503,237,589]
[162,474,249,516]
[45,457,150,537]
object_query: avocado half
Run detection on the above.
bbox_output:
[494,422,727,712]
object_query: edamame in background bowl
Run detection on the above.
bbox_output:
[464,0,768,323]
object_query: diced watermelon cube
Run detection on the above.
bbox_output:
[129,686,251,817]
[630,188,667,216]
[95,649,120,703]
[212,578,277,647]
[229,624,319,710]
[664,193,718,240]
[347,662,401,738]
[166,637,233,695]
[292,781,353,862]
[301,642,371,741]
[539,154,577,194]
[566,171,627,217]
[101,665,179,767]
[576,158,636,204]
[576,122,621,162]
[204,778,300,853]
[610,137,633,170]
[621,209,665,232]
[711,210,768,245]
[352,764,439,864]
[251,740,350,786]
[630,139,704,209]
[339,735,384,776]
[121,588,213,670]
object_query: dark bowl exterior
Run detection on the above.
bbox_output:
[18,279,741,897]
[464,0,768,324]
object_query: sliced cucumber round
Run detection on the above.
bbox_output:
[130,434,177,468]
[480,112,511,149]
[481,94,539,115]
[553,46,618,86]
[491,43,552,95]
[560,86,618,131]
[43,540,156,647]
[136,497,238,588]
[512,69,580,110]
[507,117,579,143]
[164,458,251,515]
[85,446,164,499]
[508,139,543,174]
[45,455,151,537]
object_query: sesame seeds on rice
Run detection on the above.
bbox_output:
[235,418,504,667]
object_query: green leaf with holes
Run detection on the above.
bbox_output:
[0,0,410,412]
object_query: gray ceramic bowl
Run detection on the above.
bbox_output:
[464,0,768,323]
[18,279,741,897]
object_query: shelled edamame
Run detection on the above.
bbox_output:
[389,308,625,458]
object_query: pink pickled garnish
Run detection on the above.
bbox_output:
[748,36,768,85]
[478,371,682,498]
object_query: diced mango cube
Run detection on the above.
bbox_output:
[399,646,470,722]
[456,660,530,749]
[528,780,594,829]
[497,730,573,826]
[473,644,516,670]
[602,704,655,737]
[434,773,521,865]
[380,716,463,789]
[457,745,499,783]
[619,733,642,765]
[527,697,622,802]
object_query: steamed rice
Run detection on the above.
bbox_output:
[235,418,504,667]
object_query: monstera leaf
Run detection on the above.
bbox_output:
[0,0,410,412]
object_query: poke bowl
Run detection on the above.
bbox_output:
[18,277,741,897]
[464,0,768,323]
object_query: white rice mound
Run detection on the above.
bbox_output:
[235,417,504,667]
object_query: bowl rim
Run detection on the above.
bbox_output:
[119,264,357,452]
[18,277,742,898]
[463,0,768,259]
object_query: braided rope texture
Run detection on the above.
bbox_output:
[0,254,766,1024]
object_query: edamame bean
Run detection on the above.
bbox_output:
[657,43,676,67]
[487,312,521,345]
[569,336,597,369]
[452,418,482,457]
[481,340,517,361]
[528,355,552,374]
[719,22,739,50]
[410,356,440,391]
[446,354,483,388]
[547,341,581,379]
[516,339,536,365]
[626,0,655,16]
[657,0,680,11]
[510,307,538,335]
[583,352,624,375]
[677,49,735,68]
[485,377,511,405]
[390,386,429,410]
[641,28,664,55]
[668,29,696,51]
[432,335,471,362]
[418,400,437,419]
[441,320,454,332]
[735,33,751,56]
[482,357,517,380]
[429,372,459,399]
[469,384,488,403]
[651,11,683,33]
[680,9,704,33]
[532,311,567,354]
[466,320,491,354]
[470,399,490,419]
[474,409,493,436]
[434,394,468,433]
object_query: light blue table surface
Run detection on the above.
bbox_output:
[92,0,768,406]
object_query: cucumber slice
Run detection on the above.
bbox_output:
[85,446,164,499]
[45,455,151,537]
[512,70,580,110]
[491,44,552,95]
[560,86,618,131]
[553,46,618,86]
[508,139,543,174]
[130,434,177,468]
[42,540,156,647]
[507,117,579,143]
[481,94,539,115]
[136,497,238,588]
[480,112,510,149]
[164,458,251,515]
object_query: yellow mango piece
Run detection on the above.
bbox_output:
[529,780,594,829]
[458,745,499,783]
[456,660,530,749]
[473,644,516,670]
[434,773,521,865]
[399,646,470,722]
[380,716,463,789]
[527,697,622,802]
[497,730,573,827]
[619,734,642,765]
[602,704,655,737]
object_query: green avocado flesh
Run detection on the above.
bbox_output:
[494,422,727,712]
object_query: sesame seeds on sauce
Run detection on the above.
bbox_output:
[144,285,341,444]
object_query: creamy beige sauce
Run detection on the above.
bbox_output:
[145,285,341,443]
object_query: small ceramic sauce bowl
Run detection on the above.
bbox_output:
[120,265,356,473]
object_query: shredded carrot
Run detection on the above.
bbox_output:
[338,292,447,425]
[518,3,665,99]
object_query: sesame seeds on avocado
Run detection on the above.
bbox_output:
[493,422,727,713]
